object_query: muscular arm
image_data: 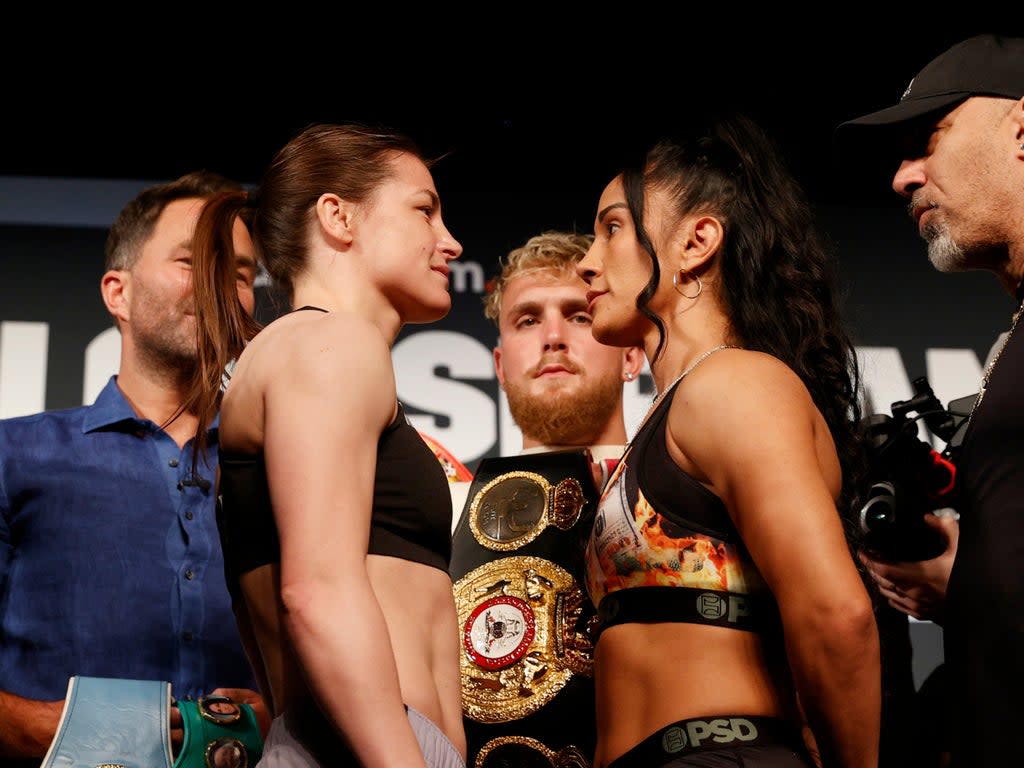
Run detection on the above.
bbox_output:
[670,353,880,768]
[0,690,63,758]
[262,314,427,768]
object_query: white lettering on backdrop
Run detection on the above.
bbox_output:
[0,321,987,465]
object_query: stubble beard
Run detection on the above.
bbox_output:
[132,291,199,383]
[504,373,622,447]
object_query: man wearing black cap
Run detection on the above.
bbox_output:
[836,33,1024,768]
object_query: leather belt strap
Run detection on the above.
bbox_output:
[41,676,173,768]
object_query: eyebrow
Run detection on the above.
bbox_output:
[506,296,591,318]
[597,202,627,222]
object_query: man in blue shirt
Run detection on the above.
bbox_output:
[0,171,265,763]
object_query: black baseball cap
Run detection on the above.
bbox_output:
[836,34,1024,148]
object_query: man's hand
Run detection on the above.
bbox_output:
[859,511,959,623]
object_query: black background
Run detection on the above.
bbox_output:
[4,24,1017,215]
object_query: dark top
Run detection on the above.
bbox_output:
[586,379,778,634]
[0,376,255,701]
[945,302,1024,767]
[218,404,453,597]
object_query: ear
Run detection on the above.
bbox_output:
[100,269,129,325]
[621,345,645,381]
[1013,96,1024,156]
[679,214,724,271]
[493,345,507,387]
[315,192,356,246]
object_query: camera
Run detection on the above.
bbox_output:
[859,376,974,561]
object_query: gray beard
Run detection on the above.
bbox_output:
[925,224,968,273]
[504,375,622,447]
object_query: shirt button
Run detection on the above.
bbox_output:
[185,510,194,521]
[185,569,194,580]
[168,458,180,467]
[183,632,194,641]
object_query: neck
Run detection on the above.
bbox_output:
[647,314,726,382]
[292,280,403,346]
[521,443,625,460]
[115,357,199,448]
[520,411,628,452]
[649,339,733,391]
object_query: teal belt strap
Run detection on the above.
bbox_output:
[41,676,263,768]
[176,694,264,768]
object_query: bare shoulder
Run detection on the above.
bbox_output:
[245,310,391,381]
[679,348,805,403]
[672,349,815,435]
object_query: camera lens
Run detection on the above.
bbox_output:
[860,481,897,532]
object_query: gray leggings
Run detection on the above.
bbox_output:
[258,704,465,767]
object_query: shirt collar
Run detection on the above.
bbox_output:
[81,375,220,436]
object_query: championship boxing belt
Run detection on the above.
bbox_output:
[450,449,600,767]
[40,676,262,768]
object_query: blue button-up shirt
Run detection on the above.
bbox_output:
[0,376,256,700]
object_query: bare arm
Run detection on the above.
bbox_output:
[671,353,880,768]
[0,689,63,758]
[262,315,427,768]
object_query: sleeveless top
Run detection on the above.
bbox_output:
[216,307,452,599]
[586,376,778,636]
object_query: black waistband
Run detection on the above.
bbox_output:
[608,715,806,768]
[596,586,778,635]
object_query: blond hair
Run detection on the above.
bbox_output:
[483,231,594,326]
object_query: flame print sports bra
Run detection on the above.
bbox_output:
[585,378,778,637]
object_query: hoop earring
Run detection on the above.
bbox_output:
[672,269,703,300]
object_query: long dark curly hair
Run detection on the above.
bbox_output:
[622,112,868,546]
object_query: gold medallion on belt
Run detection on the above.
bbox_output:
[468,471,585,551]
[454,555,594,723]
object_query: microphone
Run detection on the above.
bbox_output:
[178,475,212,492]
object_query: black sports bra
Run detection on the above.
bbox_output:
[216,306,453,599]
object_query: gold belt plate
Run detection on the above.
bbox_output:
[454,555,594,723]
[468,471,585,551]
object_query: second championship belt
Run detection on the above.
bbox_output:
[451,449,598,768]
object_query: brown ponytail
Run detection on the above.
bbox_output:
[186,190,264,472]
